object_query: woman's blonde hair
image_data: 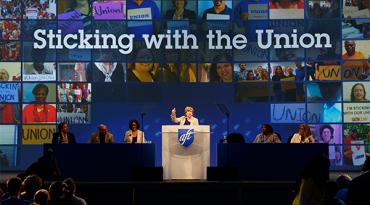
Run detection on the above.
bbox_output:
[184,106,194,115]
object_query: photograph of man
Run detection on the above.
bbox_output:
[171,106,199,125]
[127,0,161,20]
[24,62,55,75]
[165,0,196,20]
[52,122,76,144]
[124,119,145,143]
[22,84,56,123]
[90,124,114,144]
[234,63,248,81]
[342,40,367,60]
[202,0,233,20]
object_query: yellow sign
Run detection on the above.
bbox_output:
[22,125,56,144]
[318,65,341,80]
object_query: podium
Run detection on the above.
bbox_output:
[162,125,210,180]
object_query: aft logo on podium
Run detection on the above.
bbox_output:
[178,129,195,147]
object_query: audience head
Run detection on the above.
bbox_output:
[7,177,22,197]
[63,178,77,196]
[48,181,67,202]
[336,174,352,189]
[302,154,330,184]
[34,189,49,205]
[226,133,245,143]
[22,175,43,196]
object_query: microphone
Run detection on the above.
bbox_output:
[300,135,305,143]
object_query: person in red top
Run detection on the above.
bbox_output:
[269,0,304,9]
[343,128,359,165]
[22,84,56,123]
[0,104,15,123]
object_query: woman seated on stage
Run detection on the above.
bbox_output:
[253,124,281,143]
[290,124,315,143]
[124,119,145,144]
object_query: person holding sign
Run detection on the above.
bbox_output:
[351,83,367,101]
[290,124,315,143]
[22,84,56,123]
[202,0,233,20]
[124,119,145,143]
[52,122,76,144]
[165,0,196,20]
[171,106,199,125]
[127,0,161,20]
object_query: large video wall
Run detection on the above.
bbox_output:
[0,0,369,170]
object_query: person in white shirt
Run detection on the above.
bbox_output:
[124,119,145,143]
[290,124,315,143]
[171,106,199,125]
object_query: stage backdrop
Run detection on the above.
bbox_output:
[0,0,369,171]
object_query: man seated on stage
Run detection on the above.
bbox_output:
[90,124,114,144]
[52,122,76,144]
[171,106,199,125]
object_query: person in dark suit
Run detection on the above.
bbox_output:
[165,0,196,20]
[52,122,77,144]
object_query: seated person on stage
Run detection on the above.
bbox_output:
[253,124,281,143]
[124,119,145,144]
[171,106,199,125]
[90,124,114,144]
[290,124,315,143]
[52,122,76,144]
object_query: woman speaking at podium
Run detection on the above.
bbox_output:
[171,106,199,125]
